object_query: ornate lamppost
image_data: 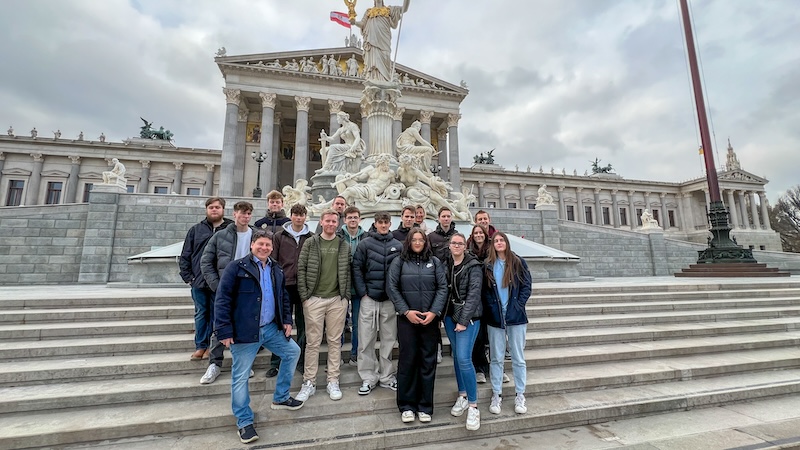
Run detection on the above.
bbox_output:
[251,151,267,198]
[430,164,442,177]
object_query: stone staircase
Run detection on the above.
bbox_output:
[1,280,800,449]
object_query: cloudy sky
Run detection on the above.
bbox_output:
[1,0,798,201]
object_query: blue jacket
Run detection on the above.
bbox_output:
[214,254,292,344]
[482,254,532,328]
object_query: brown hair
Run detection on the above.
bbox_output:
[290,203,307,216]
[205,197,225,208]
[401,228,432,260]
[266,190,284,201]
[233,201,254,213]
[344,206,361,217]
[467,224,490,260]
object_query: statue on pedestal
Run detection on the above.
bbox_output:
[641,209,659,229]
[7,126,13,137]
[102,158,127,185]
[350,0,410,83]
[332,154,395,207]
[536,185,554,206]
[318,112,365,173]
[396,120,435,171]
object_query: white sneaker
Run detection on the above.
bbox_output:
[296,380,316,402]
[514,393,527,414]
[417,411,431,423]
[476,372,487,383]
[401,410,415,423]
[436,345,443,364]
[489,393,502,414]
[502,372,511,383]
[249,369,254,378]
[379,377,398,391]
[327,381,342,401]
[466,406,481,431]
[450,396,469,417]
[200,363,220,384]
[358,380,376,395]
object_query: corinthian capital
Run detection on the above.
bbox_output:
[69,155,81,164]
[259,92,277,109]
[391,107,405,121]
[173,162,184,170]
[31,153,44,162]
[447,113,461,128]
[327,99,344,114]
[419,110,434,124]
[295,96,311,112]
[140,160,151,168]
[223,88,241,105]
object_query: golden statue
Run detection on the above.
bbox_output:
[344,0,357,21]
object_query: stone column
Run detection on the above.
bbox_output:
[234,102,249,196]
[419,110,433,143]
[726,190,739,228]
[172,162,184,194]
[271,112,282,190]
[477,181,485,208]
[576,187,584,223]
[660,193,669,230]
[139,160,150,193]
[293,96,311,183]
[557,186,565,219]
[259,92,277,192]
[594,188,602,225]
[518,183,526,209]
[0,153,5,194]
[680,193,694,231]
[65,156,81,203]
[391,107,405,150]
[498,182,506,208]
[25,153,44,205]
[759,192,771,230]
[204,164,215,196]
[327,99,344,136]
[220,88,240,197]
[611,189,619,228]
[749,191,761,229]
[360,104,369,150]
[447,113,462,192]
[737,190,748,229]
[437,128,449,181]
[626,190,635,227]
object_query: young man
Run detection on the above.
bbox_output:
[268,203,313,377]
[315,195,347,234]
[353,211,402,395]
[428,206,457,261]
[199,201,255,384]
[337,206,367,366]
[414,204,429,233]
[254,190,290,232]
[297,209,352,401]
[474,210,497,238]
[179,197,232,360]
[216,230,303,444]
[393,205,416,242]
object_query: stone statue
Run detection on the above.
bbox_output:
[561,168,566,175]
[538,166,543,174]
[282,179,311,214]
[514,164,519,171]
[460,80,468,89]
[53,129,62,139]
[102,158,127,185]
[584,170,588,176]
[215,47,227,57]
[536,185,554,206]
[396,120,435,171]
[299,57,308,72]
[641,209,659,229]
[573,169,577,176]
[350,0,410,83]
[550,167,554,175]
[450,186,476,222]
[327,55,341,76]
[346,54,360,77]
[78,131,84,141]
[30,127,37,138]
[284,59,300,71]
[7,126,13,137]
[397,153,452,218]
[527,165,531,172]
[99,133,106,143]
[402,73,415,85]
[318,111,365,173]
[485,149,495,164]
[320,55,329,75]
[591,157,613,174]
[266,59,282,68]
[332,154,395,206]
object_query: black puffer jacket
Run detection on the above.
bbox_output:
[353,231,402,301]
[254,210,290,232]
[428,223,457,261]
[387,254,447,316]
[179,217,233,288]
[444,253,483,326]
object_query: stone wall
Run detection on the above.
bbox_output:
[0,204,88,284]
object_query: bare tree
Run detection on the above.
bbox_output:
[769,185,800,253]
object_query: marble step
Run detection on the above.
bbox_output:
[532,280,800,295]
[530,287,800,305]
[0,288,190,309]
[529,297,800,316]
[0,305,193,323]
[3,368,799,449]
[3,347,799,415]
[0,319,194,340]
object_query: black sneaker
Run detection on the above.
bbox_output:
[238,424,259,444]
[271,396,304,411]
[266,367,279,378]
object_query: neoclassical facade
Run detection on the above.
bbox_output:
[0,46,781,251]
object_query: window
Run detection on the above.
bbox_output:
[154,186,169,194]
[487,201,496,208]
[45,182,63,205]
[668,210,676,228]
[636,208,643,226]
[619,207,628,226]
[528,203,536,210]
[186,187,201,196]
[602,207,611,225]
[566,205,575,221]
[584,206,593,224]
[126,185,136,193]
[507,202,517,209]
[653,209,660,224]
[6,180,24,206]
[82,183,93,203]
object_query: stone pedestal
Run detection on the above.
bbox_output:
[309,172,339,208]
[92,180,127,193]
[361,81,401,160]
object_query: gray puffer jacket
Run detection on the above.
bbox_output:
[200,223,255,292]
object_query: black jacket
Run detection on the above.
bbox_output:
[254,211,290,233]
[428,223,457,262]
[353,231,402,301]
[392,225,412,243]
[179,217,233,289]
[444,253,484,326]
[387,254,447,316]
[482,255,532,328]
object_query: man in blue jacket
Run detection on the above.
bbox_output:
[215,229,304,444]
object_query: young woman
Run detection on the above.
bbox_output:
[387,228,447,424]
[467,224,490,262]
[467,224,491,384]
[443,233,483,431]
[483,231,532,415]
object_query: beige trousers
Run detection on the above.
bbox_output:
[303,295,347,383]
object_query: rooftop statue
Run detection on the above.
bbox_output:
[349,0,410,83]
[139,117,174,141]
[31,127,38,138]
[215,47,227,57]
[7,126,13,137]
[591,157,613,174]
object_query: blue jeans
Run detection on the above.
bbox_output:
[487,323,526,395]
[350,296,360,358]
[190,287,214,350]
[229,322,300,429]
[443,316,480,404]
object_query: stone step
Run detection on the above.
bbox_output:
[0,305,193,323]
[4,347,799,416]
[531,279,800,295]
[0,287,189,309]
[2,368,799,449]
[0,319,194,340]
[0,334,196,360]
[531,287,800,305]
[529,297,800,316]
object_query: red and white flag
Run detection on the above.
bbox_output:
[330,11,350,28]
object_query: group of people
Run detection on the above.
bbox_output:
[180,192,532,444]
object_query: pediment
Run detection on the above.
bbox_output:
[149,175,174,183]
[218,47,467,97]
[79,172,103,180]
[41,170,70,178]
[182,177,206,184]
[718,169,767,184]
[2,168,31,176]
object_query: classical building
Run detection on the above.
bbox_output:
[0,46,781,251]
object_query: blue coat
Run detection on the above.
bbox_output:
[482,255,532,328]
[214,254,292,344]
